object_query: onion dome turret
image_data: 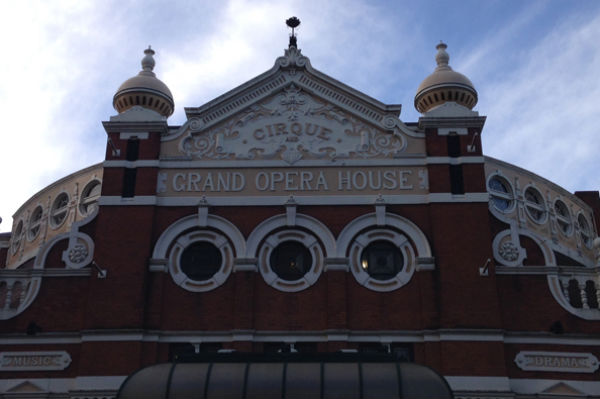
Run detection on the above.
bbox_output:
[415,42,477,113]
[113,47,174,117]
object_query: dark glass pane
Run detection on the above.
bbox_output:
[360,240,404,281]
[180,242,222,281]
[489,178,508,193]
[449,165,464,194]
[586,281,598,309]
[122,168,137,198]
[269,241,312,281]
[447,135,460,157]
[126,138,140,161]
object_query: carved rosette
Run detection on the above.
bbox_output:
[61,232,94,269]
[68,244,88,264]
[492,230,526,267]
[499,242,519,262]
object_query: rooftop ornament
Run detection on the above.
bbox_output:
[286,16,300,48]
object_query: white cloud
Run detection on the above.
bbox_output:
[1,1,598,233]
[476,9,600,192]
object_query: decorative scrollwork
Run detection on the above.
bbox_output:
[179,86,406,163]
[382,115,398,129]
[189,117,205,132]
[276,46,308,68]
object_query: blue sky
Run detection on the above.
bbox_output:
[0,0,599,232]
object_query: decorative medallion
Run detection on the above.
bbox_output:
[68,244,88,264]
[499,241,519,262]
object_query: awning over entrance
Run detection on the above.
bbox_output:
[117,359,452,399]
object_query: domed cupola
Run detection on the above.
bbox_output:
[113,47,174,117]
[414,42,477,114]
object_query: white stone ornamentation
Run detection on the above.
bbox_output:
[180,85,406,164]
[276,46,308,68]
[0,351,72,371]
[492,230,526,267]
[515,351,599,373]
[499,241,519,262]
[67,244,88,264]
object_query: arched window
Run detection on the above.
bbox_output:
[9,281,23,309]
[246,214,334,293]
[0,282,7,309]
[567,279,582,308]
[585,281,598,309]
[152,214,245,293]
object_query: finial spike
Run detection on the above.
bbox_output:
[141,46,156,72]
[435,41,449,67]
[286,16,301,48]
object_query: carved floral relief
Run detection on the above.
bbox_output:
[180,85,405,164]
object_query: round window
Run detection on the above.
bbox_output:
[168,229,234,292]
[348,228,415,292]
[524,187,547,223]
[488,175,513,212]
[578,214,592,247]
[28,206,43,241]
[180,241,223,281]
[79,180,101,216]
[269,241,313,281]
[360,240,404,281]
[50,193,70,228]
[12,220,23,253]
[554,200,572,235]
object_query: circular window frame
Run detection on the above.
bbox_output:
[78,179,102,217]
[168,229,234,292]
[487,174,515,213]
[27,205,44,242]
[11,220,24,255]
[577,213,593,249]
[349,228,415,292]
[49,192,70,229]
[258,229,324,292]
[553,199,572,237]
[523,185,547,224]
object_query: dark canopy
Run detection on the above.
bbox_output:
[117,357,453,399]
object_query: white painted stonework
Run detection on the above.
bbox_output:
[180,85,406,164]
[0,351,71,371]
[514,351,599,373]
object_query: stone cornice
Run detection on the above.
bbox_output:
[102,121,169,135]
[0,268,92,278]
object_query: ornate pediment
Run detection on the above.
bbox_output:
[164,47,425,164]
[178,84,407,164]
[6,381,45,393]
[541,382,584,396]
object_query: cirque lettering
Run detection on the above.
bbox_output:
[253,122,333,142]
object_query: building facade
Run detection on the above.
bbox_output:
[1,35,600,398]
